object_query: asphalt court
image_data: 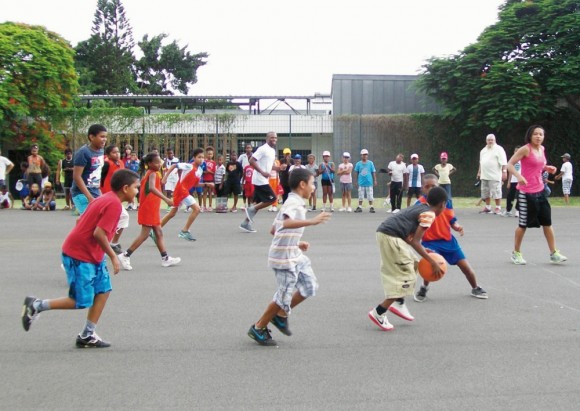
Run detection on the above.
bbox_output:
[1,204,579,410]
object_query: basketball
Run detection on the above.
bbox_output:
[418,253,447,282]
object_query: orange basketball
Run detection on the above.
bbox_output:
[418,253,447,282]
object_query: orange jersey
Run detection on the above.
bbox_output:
[138,170,162,226]
[173,164,202,206]
[418,196,456,242]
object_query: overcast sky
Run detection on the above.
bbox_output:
[4,0,505,96]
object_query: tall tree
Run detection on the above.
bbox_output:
[418,0,580,134]
[135,34,208,95]
[75,0,136,94]
[0,22,78,163]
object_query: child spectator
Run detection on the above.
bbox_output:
[23,183,41,210]
[21,169,140,348]
[367,186,448,331]
[503,146,521,217]
[35,181,56,211]
[414,174,488,302]
[202,146,216,211]
[0,148,14,187]
[56,148,75,210]
[289,154,306,172]
[125,151,140,211]
[278,148,293,203]
[160,148,205,242]
[405,153,425,208]
[247,168,331,346]
[432,152,456,199]
[215,154,226,198]
[223,152,243,212]
[354,149,377,213]
[118,153,181,270]
[305,154,319,211]
[40,162,51,189]
[0,184,14,209]
[319,151,335,212]
[16,162,29,209]
[268,157,281,212]
[242,163,254,209]
[163,148,180,200]
[555,153,573,205]
[337,152,353,212]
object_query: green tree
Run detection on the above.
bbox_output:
[135,34,208,95]
[0,22,78,164]
[418,0,580,135]
[75,0,136,94]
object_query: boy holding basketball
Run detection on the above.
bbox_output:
[414,174,488,302]
[368,186,447,331]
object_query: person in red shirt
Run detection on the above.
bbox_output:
[21,169,139,348]
[243,164,254,209]
[118,153,181,270]
[202,146,216,211]
[414,174,488,302]
[160,148,204,241]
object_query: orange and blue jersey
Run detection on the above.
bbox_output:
[417,196,456,242]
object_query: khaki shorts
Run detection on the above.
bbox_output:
[376,232,418,299]
[481,179,502,200]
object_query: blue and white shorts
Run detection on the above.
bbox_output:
[358,186,374,202]
[562,179,573,195]
[61,253,112,309]
[272,257,318,314]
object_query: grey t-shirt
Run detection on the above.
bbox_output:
[376,203,433,239]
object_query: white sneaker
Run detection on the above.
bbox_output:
[162,256,181,267]
[393,209,400,214]
[368,308,394,331]
[338,208,346,212]
[347,207,353,213]
[388,300,414,321]
[117,254,133,271]
[514,211,519,218]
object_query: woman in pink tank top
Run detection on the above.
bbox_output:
[506,125,567,265]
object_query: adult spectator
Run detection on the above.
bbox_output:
[477,134,507,214]
[27,144,45,188]
[56,148,74,210]
[387,153,406,213]
[237,144,254,170]
[0,148,14,187]
[278,148,293,203]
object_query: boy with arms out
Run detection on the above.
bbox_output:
[21,169,140,348]
[248,169,331,346]
[368,186,447,331]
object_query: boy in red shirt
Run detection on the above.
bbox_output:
[243,164,254,209]
[21,169,139,348]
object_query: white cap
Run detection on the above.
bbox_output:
[322,150,331,156]
[343,152,350,158]
[410,153,419,159]
[360,149,369,155]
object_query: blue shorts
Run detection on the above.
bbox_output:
[422,237,465,265]
[62,253,112,309]
[72,194,90,214]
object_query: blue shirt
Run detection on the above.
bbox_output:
[71,144,104,197]
[354,160,376,187]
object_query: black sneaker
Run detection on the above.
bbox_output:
[21,296,40,331]
[247,325,277,346]
[111,244,123,254]
[270,315,292,336]
[369,207,375,213]
[471,286,488,299]
[414,286,429,302]
[76,333,111,348]
[354,207,363,213]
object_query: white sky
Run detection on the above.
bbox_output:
[3,0,504,96]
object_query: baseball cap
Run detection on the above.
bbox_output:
[283,148,291,154]
[322,151,331,156]
[44,182,52,188]
[440,152,448,159]
[561,153,571,159]
[31,144,39,149]
[411,153,419,159]
[343,152,351,158]
[360,149,369,155]
[294,154,302,160]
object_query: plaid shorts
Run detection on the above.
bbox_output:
[358,186,374,202]
[272,256,318,314]
[562,179,573,195]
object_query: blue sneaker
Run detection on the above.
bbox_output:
[247,325,277,346]
[270,315,292,336]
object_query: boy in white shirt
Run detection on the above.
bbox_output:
[555,153,573,205]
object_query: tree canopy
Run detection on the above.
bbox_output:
[0,22,77,162]
[418,0,580,134]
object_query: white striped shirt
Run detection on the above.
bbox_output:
[268,192,307,269]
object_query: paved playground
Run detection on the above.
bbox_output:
[2,204,579,410]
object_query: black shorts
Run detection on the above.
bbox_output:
[517,191,551,228]
[223,180,241,196]
[253,184,276,204]
[407,187,421,197]
[321,179,332,187]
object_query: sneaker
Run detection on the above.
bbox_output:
[471,286,488,299]
[21,296,40,331]
[206,207,213,212]
[514,211,519,218]
[338,208,346,212]
[330,207,335,212]
[148,230,158,245]
[245,206,257,223]
[479,207,492,214]
[347,207,353,212]
[369,207,375,213]
[501,211,513,217]
[118,253,133,271]
[63,205,71,210]
[240,220,257,233]
[178,231,196,241]
[230,207,238,213]
[270,315,292,336]
[161,256,181,267]
[354,207,363,213]
[76,333,111,348]
[493,207,502,215]
[392,209,400,214]
[414,285,429,302]
[271,206,278,212]
[367,308,394,331]
[388,300,415,321]
[511,251,526,265]
[111,244,123,255]
[550,250,568,264]
[386,209,393,213]
[247,325,278,346]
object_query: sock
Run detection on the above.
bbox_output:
[124,249,133,257]
[81,320,96,338]
[485,205,491,210]
[322,203,326,209]
[376,305,387,315]
[33,299,50,312]
[161,251,168,259]
[111,242,118,247]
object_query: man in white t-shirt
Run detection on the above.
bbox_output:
[387,153,406,213]
[0,149,15,187]
[555,153,574,205]
[240,132,279,233]
[477,134,507,214]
